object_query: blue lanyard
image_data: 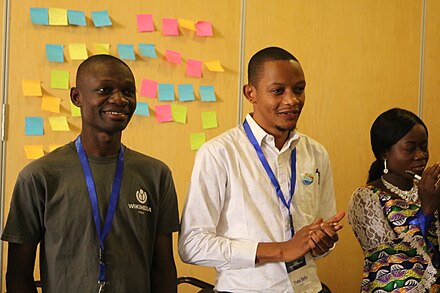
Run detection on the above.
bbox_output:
[243,120,297,237]
[75,137,124,286]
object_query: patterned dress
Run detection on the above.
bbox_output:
[348,185,440,292]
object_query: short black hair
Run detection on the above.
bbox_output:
[367,108,428,182]
[75,54,133,88]
[248,47,299,86]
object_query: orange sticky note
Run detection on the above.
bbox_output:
[22,80,42,96]
[186,59,202,78]
[205,60,225,72]
[165,50,182,64]
[24,145,44,160]
[178,19,195,31]
[41,95,61,113]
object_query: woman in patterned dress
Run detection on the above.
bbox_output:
[348,108,440,292]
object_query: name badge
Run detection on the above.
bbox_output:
[285,256,306,273]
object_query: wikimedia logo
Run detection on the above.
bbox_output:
[128,189,152,214]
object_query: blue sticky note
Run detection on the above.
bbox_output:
[200,85,216,102]
[25,117,44,136]
[178,84,195,102]
[117,44,135,60]
[67,10,86,26]
[30,8,49,25]
[91,10,112,27]
[139,44,157,58]
[134,102,150,117]
[46,44,64,63]
[158,84,175,101]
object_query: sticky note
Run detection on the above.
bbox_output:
[137,14,154,32]
[205,60,224,72]
[172,104,187,124]
[41,95,61,113]
[67,10,86,26]
[134,102,150,117]
[177,84,195,102]
[162,18,178,36]
[24,145,45,160]
[186,59,202,78]
[92,10,112,27]
[30,8,49,25]
[48,8,67,26]
[68,43,88,60]
[25,117,44,136]
[50,70,69,89]
[201,111,218,129]
[93,43,110,55]
[196,21,213,37]
[22,80,42,96]
[178,19,195,31]
[155,104,172,122]
[190,133,206,151]
[139,44,157,58]
[70,101,81,117]
[49,144,63,152]
[141,79,158,98]
[200,85,216,102]
[158,84,174,101]
[49,116,70,131]
[46,44,64,63]
[117,44,135,60]
[165,50,181,64]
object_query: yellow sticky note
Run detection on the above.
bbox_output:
[48,8,68,26]
[190,133,206,151]
[205,60,225,72]
[22,80,42,96]
[178,19,196,31]
[24,145,44,160]
[68,43,88,60]
[93,43,110,55]
[49,144,63,152]
[50,70,69,89]
[41,95,61,113]
[48,116,70,131]
[172,104,187,124]
[70,101,81,117]
[201,111,218,129]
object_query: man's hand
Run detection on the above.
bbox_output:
[308,211,345,256]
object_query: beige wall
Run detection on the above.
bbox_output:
[1,1,438,292]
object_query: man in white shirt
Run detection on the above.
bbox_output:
[179,47,344,293]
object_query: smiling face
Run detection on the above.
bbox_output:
[384,123,429,186]
[244,59,306,143]
[71,58,136,137]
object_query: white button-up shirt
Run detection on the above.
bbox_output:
[179,114,336,292]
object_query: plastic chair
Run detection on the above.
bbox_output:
[177,276,215,293]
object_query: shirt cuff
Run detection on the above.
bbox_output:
[229,240,259,269]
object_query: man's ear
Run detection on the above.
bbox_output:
[243,84,256,104]
[70,87,81,107]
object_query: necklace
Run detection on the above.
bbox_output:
[381,176,418,202]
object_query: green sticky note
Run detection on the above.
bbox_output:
[201,111,218,129]
[70,101,81,117]
[172,104,187,124]
[190,133,205,151]
[50,70,69,89]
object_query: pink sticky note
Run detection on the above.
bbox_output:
[165,50,182,64]
[141,79,158,98]
[155,104,172,122]
[186,59,202,78]
[196,21,213,37]
[162,18,179,36]
[137,14,154,32]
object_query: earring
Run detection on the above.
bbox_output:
[383,159,388,174]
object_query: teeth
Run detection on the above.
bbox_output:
[106,111,125,116]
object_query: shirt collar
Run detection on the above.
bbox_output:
[244,113,300,150]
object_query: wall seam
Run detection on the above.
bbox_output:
[237,0,246,124]
[418,0,426,118]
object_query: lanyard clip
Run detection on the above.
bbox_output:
[98,281,106,293]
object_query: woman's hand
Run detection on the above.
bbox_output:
[418,162,440,214]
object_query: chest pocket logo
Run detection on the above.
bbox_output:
[136,189,148,204]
